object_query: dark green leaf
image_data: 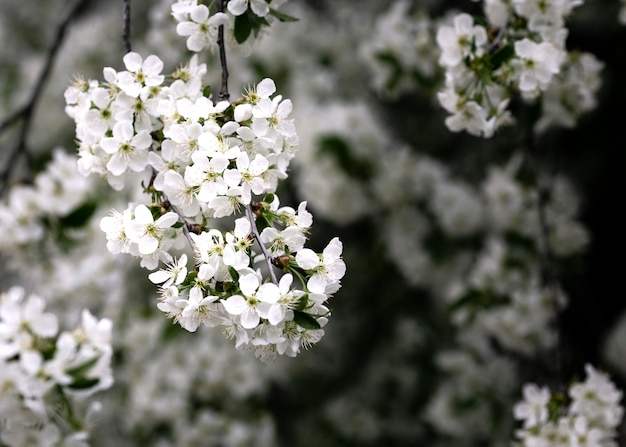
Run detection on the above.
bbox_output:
[234,11,252,44]
[293,311,321,330]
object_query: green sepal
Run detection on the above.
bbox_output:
[269,8,299,22]
[293,311,321,330]
[59,201,97,228]
[202,85,212,98]
[172,221,185,229]
[263,193,275,204]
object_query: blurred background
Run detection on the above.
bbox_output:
[1,0,626,446]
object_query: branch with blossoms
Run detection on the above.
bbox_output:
[65,0,344,363]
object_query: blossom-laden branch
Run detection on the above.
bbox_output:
[0,0,91,197]
[65,0,345,363]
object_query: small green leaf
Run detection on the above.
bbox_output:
[269,8,299,22]
[263,193,275,204]
[293,311,321,330]
[203,85,212,98]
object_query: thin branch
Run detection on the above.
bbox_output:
[0,0,91,197]
[168,202,196,249]
[123,0,132,53]
[247,203,279,285]
[217,0,230,101]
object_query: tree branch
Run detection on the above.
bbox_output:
[217,0,230,101]
[123,0,132,53]
[0,0,91,197]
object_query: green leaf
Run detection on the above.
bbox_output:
[263,193,275,204]
[234,11,253,44]
[269,8,299,22]
[203,85,212,98]
[59,201,97,228]
[293,311,321,330]
[255,215,272,232]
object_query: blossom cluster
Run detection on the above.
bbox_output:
[436,0,602,137]
[512,364,624,447]
[0,287,113,446]
[0,148,92,252]
[358,0,440,97]
[171,0,291,53]
[65,43,344,360]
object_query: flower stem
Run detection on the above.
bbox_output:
[246,203,279,285]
